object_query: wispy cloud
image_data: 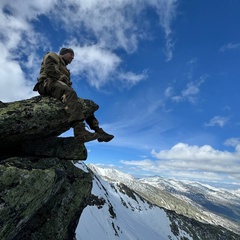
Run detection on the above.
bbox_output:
[70,44,122,88]
[170,75,206,104]
[154,0,178,61]
[164,86,174,98]
[62,41,147,89]
[220,42,240,52]
[151,143,237,162]
[0,0,178,101]
[0,45,38,102]
[117,71,148,88]
[224,138,240,149]
[204,116,229,128]
[164,58,207,105]
[55,0,178,60]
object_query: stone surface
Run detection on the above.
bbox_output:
[0,96,69,146]
[21,137,88,160]
[0,157,92,240]
[0,96,99,147]
[0,96,99,160]
[0,95,98,239]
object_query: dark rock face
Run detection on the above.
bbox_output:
[0,96,69,145]
[0,157,92,240]
[0,96,99,160]
[21,137,88,160]
[0,96,97,239]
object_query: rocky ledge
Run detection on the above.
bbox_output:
[0,96,98,240]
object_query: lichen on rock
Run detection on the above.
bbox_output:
[0,96,97,239]
[0,157,92,240]
[0,96,99,159]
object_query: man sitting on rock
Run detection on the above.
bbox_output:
[33,47,114,144]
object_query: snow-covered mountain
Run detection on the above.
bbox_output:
[139,176,240,223]
[87,164,240,235]
[75,163,190,240]
[74,163,240,240]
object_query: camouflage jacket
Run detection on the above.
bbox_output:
[37,52,72,87]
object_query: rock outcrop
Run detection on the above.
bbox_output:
[0,157,92,240]
[0,96,99,160]
[0,96,98,240]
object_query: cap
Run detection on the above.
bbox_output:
[59,48,74,55]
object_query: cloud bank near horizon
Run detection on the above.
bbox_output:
[120,140,240,185]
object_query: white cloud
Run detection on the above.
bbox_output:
[56,0,139,53]
[171,76,206,104]
[0,1,53,102]
[151,143,238,162]
[51,0,177,59]
[164,86,174,97]
[0,43,38,102]
[122,159,153,167]
[149,0,177,61]
[121,142,240,184]
[0,0,178,101]
[169,171,224,181]
[117,71,148,87]
[224,138,240,155]
[204,116,229,128]
[70,45,121,88]
[220,42,240,52]
[69,44,147,89]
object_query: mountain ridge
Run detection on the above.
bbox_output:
[87,164,240,235]
[74,162,240,240]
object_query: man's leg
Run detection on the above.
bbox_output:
[86,115,114,142]
[45,80,99,143]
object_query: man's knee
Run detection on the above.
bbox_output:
[48,80,75,101]
[37,82,46,95]
[63,88,78,104]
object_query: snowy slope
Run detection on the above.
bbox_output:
[75,162,192,240]
[87,164,240,235]
[139,177,240,224]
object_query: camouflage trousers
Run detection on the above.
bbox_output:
[36,80,99,128]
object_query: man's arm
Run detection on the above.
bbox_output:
[44,53,61,81]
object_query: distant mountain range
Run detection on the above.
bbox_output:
[73,163,240,239]
[139,176,240,223]
[86,163,240,236]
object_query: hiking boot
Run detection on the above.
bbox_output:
[74,122,99,143]
[96,128,114,142]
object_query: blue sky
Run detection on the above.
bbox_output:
[1,0,240,189]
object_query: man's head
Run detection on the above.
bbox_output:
[59,48,74,64]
